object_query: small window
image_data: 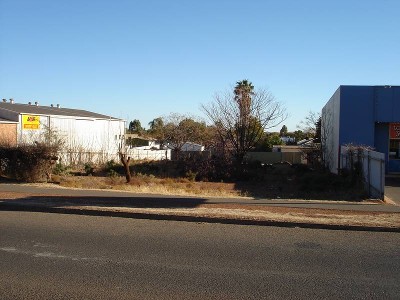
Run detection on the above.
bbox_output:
[389,139,400,159]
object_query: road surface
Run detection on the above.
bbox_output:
[0,211,399,299]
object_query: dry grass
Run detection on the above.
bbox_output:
[54,174,243,198]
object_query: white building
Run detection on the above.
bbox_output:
[0,99,125,164]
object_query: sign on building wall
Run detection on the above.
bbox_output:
[22,115,40,130]
[390,123,400,139]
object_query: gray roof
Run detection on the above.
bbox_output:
[0,102,122,120]
[0,117,18,123]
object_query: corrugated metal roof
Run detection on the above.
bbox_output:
[0,117,18,123]
[0,102,122,120]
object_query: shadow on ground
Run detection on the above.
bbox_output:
[386,175,400,187]
[0,195,206,210]
[234,182,365,201]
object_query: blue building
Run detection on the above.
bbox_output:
[322,85,400,174]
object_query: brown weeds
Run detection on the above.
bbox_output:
[57,175,243,198]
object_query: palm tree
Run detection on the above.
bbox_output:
[234,79,254,118]
[233,80,255,162]
[148,117,164,132]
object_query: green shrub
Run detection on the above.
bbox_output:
[105,159,117,170]
[84,162,94,175]
[107,169,119,178]
[53,162,67,175]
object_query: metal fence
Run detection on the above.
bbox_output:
[59,151,120,166]
[340,146,385,199]
[58,148,173,165]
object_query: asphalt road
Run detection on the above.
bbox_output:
[0,211,399,300]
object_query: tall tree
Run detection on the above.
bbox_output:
[147,117,165,142]
[297,111,320,138]
[314,116,322,143]
[202,80,287,163]
[279,125,288,137]
[128,119,144,134]
[292,130,307,142]
[148,117,164,132]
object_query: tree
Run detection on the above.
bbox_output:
[119,152,131,183]
[279,125,288,137]
[298,111,325,167]
[254,132,282,151]
[147,117,165,141]
[161,113,207,152]
[297,111,320,138]
[314,116,322,143]
[128,119,144,134]
[202,80,287,163]
[148,117,164,132]
[292,130,306,142]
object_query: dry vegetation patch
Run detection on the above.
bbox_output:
[55,175,242,198]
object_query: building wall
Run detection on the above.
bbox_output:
[375,86,400,122]
[0,123,17,145]
[339,86,375,146]
[17,114,125,157]
[322,87,341,173]
[322,85,400,174]
[339,86,400,173]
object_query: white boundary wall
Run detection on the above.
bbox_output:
[126,149,171,161]
[340,146,385,199]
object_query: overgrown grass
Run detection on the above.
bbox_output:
[55,173,240,198]
[52,159,367,201]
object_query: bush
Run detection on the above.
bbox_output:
[53,162,68,175]
[185,170,197,182]
[0,143,59,182]
[107,169,119,178]
[84,162,94,175]
[105,159,118,171]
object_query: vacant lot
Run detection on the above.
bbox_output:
[53,168,366,201]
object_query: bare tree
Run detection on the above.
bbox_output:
[297,111,320,138]
[118,140,132,183]
[202,81,287,163]
[119,152,131,183]
[321,108,334,170]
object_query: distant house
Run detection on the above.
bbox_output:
[0,99,125,164]
[165,142,205,152]
[280,136,295,144]
[124,134,170,160]
[125,134,160,149]
[180,142,205,152]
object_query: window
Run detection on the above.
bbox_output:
[389,123,400,159]
[389,139,400,159]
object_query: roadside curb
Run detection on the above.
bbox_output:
[1,202,399,233]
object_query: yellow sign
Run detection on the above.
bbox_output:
[22,115,40,130]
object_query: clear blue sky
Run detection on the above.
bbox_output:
[1,0,399,131]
